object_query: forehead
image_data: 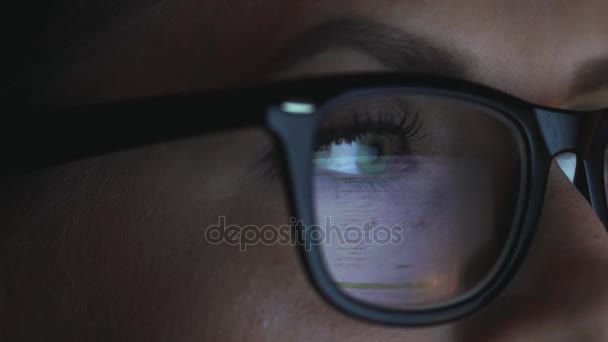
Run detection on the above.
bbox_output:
[39,0,608,107]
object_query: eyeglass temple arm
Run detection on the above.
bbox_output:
[1,94,268,177]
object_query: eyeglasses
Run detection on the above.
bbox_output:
[4,73,608,326]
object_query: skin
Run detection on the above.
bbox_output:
[2,0,608,340]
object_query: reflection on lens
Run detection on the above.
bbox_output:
[311,91,524,310]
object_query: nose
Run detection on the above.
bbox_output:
[455,161,608,341]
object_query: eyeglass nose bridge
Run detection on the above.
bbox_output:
[535,108,604,157]
[535,108,582,156]
[536,108,608,225]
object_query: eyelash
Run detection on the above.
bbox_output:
[315,109,425,153]
[255,106,426,182]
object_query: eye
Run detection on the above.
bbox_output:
[313,133,391,174]
[313,104,424,175]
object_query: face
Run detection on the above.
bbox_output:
[2,1,608,340]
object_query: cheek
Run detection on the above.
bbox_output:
[2,128,458,341]
[190,243,456,341]
[103,135,445,340]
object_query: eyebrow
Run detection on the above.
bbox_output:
[265,19,608,103]
[569,56,608,98]
[259,18,472,80]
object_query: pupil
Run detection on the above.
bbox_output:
[357,143,381,163]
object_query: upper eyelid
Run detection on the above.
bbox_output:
[315,109,428,163]
[254,100,422,181]
[317,97,416,130]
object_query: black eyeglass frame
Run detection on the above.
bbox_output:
[3,73,607,326]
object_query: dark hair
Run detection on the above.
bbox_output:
[1,0,162,110]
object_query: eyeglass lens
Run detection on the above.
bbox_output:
[311,91,525,309]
